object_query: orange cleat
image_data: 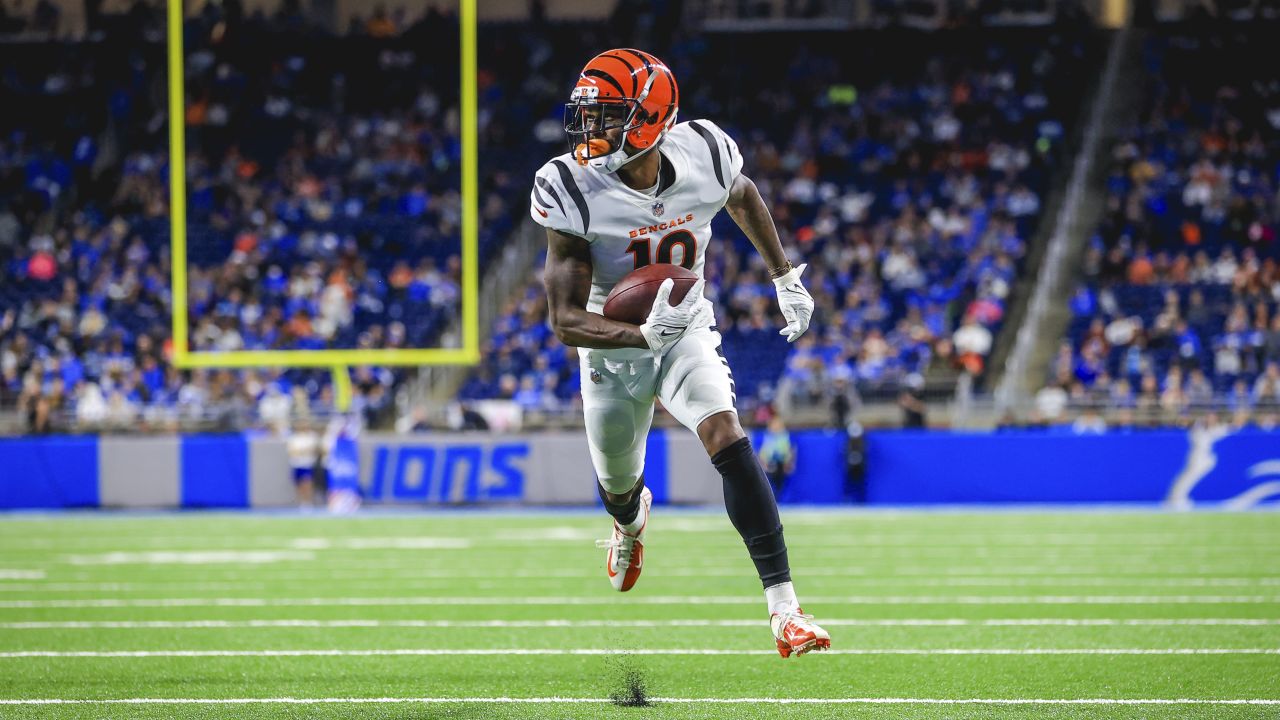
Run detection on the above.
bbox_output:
[771,609,831,658]
[595,486,652,592]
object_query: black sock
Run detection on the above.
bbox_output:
[598,476,645,527]
[711,437,791,589]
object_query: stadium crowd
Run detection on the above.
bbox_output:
[1048,25,1280,428]
[460,26,1098,417]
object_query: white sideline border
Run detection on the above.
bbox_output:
[2,618,1278,630]
[2,648,1277,658]
[1,697,1279,706]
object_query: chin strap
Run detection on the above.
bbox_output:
[593,137,655,172]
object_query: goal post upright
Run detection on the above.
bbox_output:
[167,0,189,366]
[166,0,481,373]
[459,0,479,360]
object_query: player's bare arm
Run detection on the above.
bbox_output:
[724,173,789,271]
[724,173,815,343]
[543,228,648,350]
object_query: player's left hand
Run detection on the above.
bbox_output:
[640,278,713,357]
[772,263,813,343]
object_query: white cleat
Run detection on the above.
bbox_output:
[771,608,832,658]
[595,486,652,592]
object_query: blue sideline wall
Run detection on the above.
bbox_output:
[1,429,1278,509]
[864,429,1280,506]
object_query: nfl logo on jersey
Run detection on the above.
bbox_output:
[651,201,664,217]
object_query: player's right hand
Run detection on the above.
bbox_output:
[639,278,713,357]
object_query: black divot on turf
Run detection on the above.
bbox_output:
[606,654,652,707]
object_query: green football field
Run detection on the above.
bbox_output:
[0,509,1277,719]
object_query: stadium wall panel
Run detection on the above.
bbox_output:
[180,435,249,508]
[3,429,1278,509]
[666,433,724,506]
[0,437,98,509]
[760,428,850,505]
[99,436,180,508]
[248,436,295,507]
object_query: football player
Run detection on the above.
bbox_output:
[531,49,830,657]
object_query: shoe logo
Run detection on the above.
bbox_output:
[783,622,811,644]
[535,207,549,218]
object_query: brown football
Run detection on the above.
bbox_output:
[602,264,699,325]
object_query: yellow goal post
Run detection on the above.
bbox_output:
[165,0,481,381]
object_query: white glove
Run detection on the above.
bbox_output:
[639,278,713,357]
[772,263,813,343]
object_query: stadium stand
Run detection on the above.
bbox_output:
[1051,24,1280,427]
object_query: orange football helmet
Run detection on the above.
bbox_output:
[564,48,679,172]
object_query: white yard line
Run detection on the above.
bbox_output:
[288,538,472,550]
[35,548,1268,560]
[3,595,1279,609]
[1,648,1277,658]
[1,697,1279,706]
[1,618,1277,630]
[49,562,1275,577]
[0,582,272,593]
[49,567,1248,580]
[21,539,1260,551]
[61,551,315,566]
[5,576,1277,592]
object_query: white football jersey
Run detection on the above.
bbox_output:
[529,120,744,313]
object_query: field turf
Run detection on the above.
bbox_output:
[0,509,1277,718]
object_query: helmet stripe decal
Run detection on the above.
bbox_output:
[533,178,563,215]
[600,54,638,95]
[618,48,653,75]
[550,160,590,234]
[617,50,654,101]
[660,68,676,105]
[689,121,727,189]
[582,69,626,97]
